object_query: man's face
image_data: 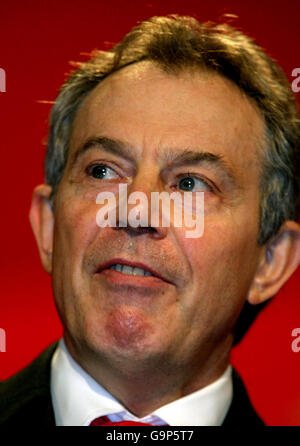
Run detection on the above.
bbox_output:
[51,62,265,377]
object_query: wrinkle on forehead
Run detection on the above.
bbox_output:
[70,61,266,182]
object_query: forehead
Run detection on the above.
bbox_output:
[70,61,265,170]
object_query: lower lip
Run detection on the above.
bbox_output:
[97,269,169,288]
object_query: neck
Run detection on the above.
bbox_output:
[64,334,232,417]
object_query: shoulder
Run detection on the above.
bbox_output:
[0,342,58,426]
[222,368,265,426]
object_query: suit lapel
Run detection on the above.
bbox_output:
[0,342,58,426]
[222,369,264,426]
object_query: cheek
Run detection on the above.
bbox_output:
[53,198,99,259]
[180,214,260,289]
[176,219,261,341]
[51,200,101,326]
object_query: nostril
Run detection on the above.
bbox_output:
[113,224,157,235]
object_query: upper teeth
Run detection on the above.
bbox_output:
[109,264,153,276]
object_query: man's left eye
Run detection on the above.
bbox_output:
[88,164,119,180]
[178,176,211,192]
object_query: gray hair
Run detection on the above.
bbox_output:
[46,14,300,245]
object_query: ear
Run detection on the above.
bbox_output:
[247,220,300,305]
[29,184,54,274]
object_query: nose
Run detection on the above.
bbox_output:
[113,169,168,240]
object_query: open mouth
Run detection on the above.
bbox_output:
[96,259,172,285]
[109,264,153,276]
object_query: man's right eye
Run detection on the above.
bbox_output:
[87,164,119,180]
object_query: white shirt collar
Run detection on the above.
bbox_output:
[50,338,233,426]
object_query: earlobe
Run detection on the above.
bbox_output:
[247,220,300,305]
[29,184,54,274]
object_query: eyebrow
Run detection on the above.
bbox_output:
[163,149,235,179]
[70,136,134,168]
[70,136,237,185]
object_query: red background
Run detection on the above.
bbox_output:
[0,0,300,426]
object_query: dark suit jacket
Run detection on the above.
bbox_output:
[0,342,264,426]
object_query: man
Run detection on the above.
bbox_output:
[1,14,300,426]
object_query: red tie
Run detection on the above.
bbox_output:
[90,416,152,426]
